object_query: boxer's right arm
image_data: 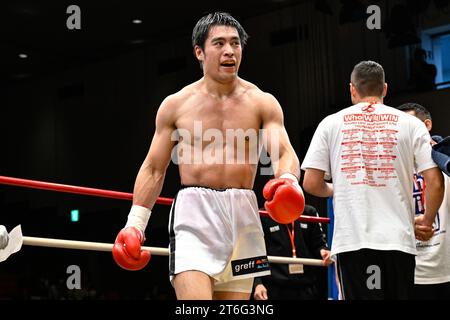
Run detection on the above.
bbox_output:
[132,96,177,212]
[113,97,177,271]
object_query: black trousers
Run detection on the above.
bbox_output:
[414,282,450,299]
[337,249,415,300]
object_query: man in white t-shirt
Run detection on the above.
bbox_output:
[397,103,450,299]
[301,61,444,299]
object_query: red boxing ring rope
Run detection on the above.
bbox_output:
[0,175,330,224]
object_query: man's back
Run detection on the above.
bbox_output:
[302,60,443,299]
[303,102,436,256]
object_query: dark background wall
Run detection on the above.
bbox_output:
[0,0,449,300]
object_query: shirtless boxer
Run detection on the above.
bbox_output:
[112,12,304,300]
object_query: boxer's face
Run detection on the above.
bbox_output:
[195,25,242,82]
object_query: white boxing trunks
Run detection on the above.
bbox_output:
[168,186,270,293]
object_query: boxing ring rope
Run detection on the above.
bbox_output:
[0,175,329,267]
[22,236,326,266]
[0,175,330,224]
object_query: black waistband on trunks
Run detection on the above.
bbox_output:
[180,185,252,192]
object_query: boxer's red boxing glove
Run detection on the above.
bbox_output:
[263,173,305,224]
[112,205,152,271]
[112,226,151,271]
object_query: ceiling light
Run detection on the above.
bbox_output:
[132,19,142,24]
[18,53,28,59]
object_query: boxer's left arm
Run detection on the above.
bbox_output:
[260,93,305,223]
[260,93,300,179]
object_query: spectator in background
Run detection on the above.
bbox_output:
[410,48,437,91]
[397,103,450,299]
[253,205,332,300]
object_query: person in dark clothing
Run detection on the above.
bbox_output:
[253,205,333,300]
[410,48,437,91]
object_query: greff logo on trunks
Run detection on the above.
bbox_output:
[231,256,269,276]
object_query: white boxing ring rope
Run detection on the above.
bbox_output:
[22,236,326,267]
